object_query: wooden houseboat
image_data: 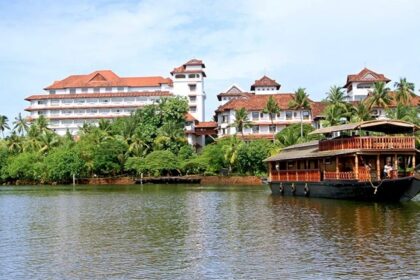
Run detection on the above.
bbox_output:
[265,120,420,201]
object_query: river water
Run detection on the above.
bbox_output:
[0,185,418,279]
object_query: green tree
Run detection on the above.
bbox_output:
[289,88,311,138]
[13,113,29,136]
[45,146,85,183]
[326,86,349,113]
[237,139,274,175]
[394,77,415,106]
[386,103,420,125]
[365,82,391,110]
[5,151,44,181]
[0,115,10,138]
[221,136,243,173]
[351,102,372,123]
[275,123,316,148]
[263,96,280,140]
[92,138,128,176]
[126,150,181,176]
[231,107,252,137]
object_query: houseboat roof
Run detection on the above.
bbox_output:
[309,120,419,135]
[264,141,359,162]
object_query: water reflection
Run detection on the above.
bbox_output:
[0,185,418,279]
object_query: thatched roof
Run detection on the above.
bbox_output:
[310,120,419,135]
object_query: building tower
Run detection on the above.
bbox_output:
[171,59,206,122]
[343,68,390,101]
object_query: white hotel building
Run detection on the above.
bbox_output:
[25,59,210,144]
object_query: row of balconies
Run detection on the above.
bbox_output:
[219,111,311,124]
[31,109,134,117]
[31,97,160,107]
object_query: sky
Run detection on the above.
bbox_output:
[1,0,420,122]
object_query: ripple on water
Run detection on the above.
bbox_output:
[0,185,419,279]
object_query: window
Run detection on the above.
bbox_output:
[49,90,56,94]
[175,74,186,79]
[252,125,259,133]
[276,112,281,118]
[357,83,373,89]
[269,125,276,133]
[38,111,46,115]
[188,74,197,78]
[105,87,112,92]
[189,106,197,112]
[69,88,76,94]
[94,88,100,93]
[51,99,59,105]
[222,128,226,135]
[189,96,196,102]
[260,112,264,118]
[125,97,135,103]
[371,109,379,116]
[62,99,72,104]
[222,115,228,123]
[302,111,310,120]
[294,112,298,117]
[189,84,197,91]
[286,111,292,120]
[81,88,88,93]
[37,100,46,105]
[101,99,109,103]
[252,111,259,120]
[117,87,124,92]
[88,109,98,114]
[76,99,85,104]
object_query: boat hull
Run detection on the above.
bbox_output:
[269,176,420,202]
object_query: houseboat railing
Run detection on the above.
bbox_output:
[271,169,321,182]
[319,136,415,151]
[324,171,355,180]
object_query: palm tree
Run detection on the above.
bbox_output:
[351,102,372,123]
[7,131,22,153]
[222,136,243,173]
[33,115,50,135]
[38,131,60,154]
[231,107,252,138]
[322,105,345,127]
[365,82,391,110]
[263,96,280,140]
[386,103,420,125]
[0,115,10,138]
[288,88,310,138]
[394,77,415,106]
[13,113,29,136]
[326,86,349,113]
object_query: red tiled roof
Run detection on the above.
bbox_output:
[310,101,328,118]
[251,76,281,90]
[170,59,206,77]
[185,59,205,67]
[216,93,311,112]
[344,68,390,88]
[195,121,217,128]
[44,70,172,90]
[185,113,197,122]
[25,91,173,101]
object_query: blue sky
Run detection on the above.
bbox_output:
[1,0,419,121]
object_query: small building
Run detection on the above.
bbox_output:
[344,68,390,102]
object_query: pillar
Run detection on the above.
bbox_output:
[336,157,339,179]
[355,155,359,180]
[394,154,398,178]
[376,154,381,180]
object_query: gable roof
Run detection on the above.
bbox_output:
[217,84,250,101]
[45,70,172,90]
[344,68,390,88]
[251,75,281,90]
[170,58,206,76]
[216,93,312,112]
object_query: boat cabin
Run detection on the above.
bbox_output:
[266,120,419,183]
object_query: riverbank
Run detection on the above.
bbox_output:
[6,175,264,186]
